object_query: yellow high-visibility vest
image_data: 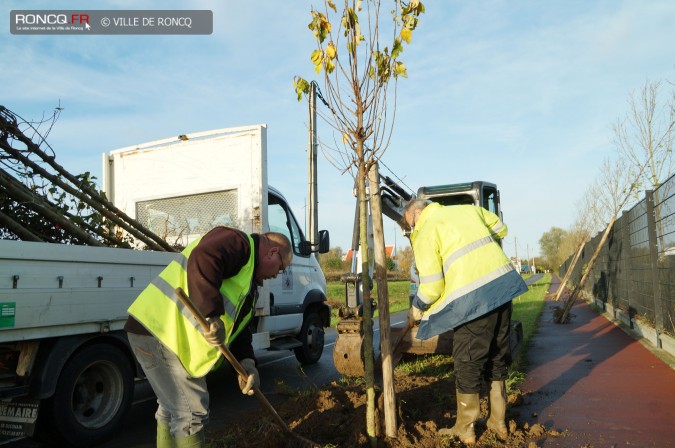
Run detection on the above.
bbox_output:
[128,234,255,377]
[410,204,527,340]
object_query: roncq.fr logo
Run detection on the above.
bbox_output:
[14,13,90,26]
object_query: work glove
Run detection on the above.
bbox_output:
[202,316,225,347]
[237,358,260,396]
[407,305,424,327]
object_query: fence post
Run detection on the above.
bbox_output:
[622,210,633,323]
[645,190,664,348]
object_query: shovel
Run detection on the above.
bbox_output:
[388,320,413,368]
[375,319,412,372]
[175,287,319,448]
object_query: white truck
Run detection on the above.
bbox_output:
[0,124,330,446]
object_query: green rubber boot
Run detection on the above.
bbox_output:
[175,430,205,448]
[438,391,480,445]
[486,380,508,439]
[156,421,174,448]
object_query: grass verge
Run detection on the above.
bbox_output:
[511,273,551,372]
[326,279,410,327]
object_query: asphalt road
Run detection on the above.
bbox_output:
[5,311,409,448]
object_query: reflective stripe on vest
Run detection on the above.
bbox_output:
[128,234,255,377]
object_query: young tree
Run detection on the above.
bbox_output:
[559,80,674,321]
[613,79,674,193]
[554,189,597,300]
[613,79,674,253]
[0,106,173,251]
[558,156,641,322]
[294,0,425,442]
[555,79,675,314]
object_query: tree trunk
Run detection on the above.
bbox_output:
[555,240,586,301]
[0,168,104,247]
[368,162,397,438]
[0,211,43,242]
[559,217,616,323]
[357,159,377,445]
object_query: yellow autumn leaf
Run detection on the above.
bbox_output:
[326,42,337,59]
[311,49,323,64]
[401,28,412,44]
[293,76,310,102]
[311,49,324,74]
[395,61,408,78]
[320,16,332,34]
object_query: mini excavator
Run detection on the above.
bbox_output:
[332,178,523,376]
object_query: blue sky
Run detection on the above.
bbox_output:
[2,1,674,260]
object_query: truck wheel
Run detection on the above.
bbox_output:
[294,312,325,365]
[46,344,134,447]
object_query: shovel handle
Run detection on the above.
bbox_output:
[391,320,412,352]
[174,287,291,432]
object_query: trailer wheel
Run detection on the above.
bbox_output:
[294,312,325,365]
[46,343,134,447]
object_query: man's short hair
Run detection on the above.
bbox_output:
[264,232,293,266]
[403,198,432,227]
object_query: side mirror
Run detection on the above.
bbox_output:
[299,230,330,256]
[318,230,330,254]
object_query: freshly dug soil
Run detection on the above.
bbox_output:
[208,356,568,448]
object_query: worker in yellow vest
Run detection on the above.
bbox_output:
[125,227,292,448]
[404,200,527,445]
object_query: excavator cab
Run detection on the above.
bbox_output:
[417,181,501,216]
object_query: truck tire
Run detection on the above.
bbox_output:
[45,343,134,447]
[294,312,325,365]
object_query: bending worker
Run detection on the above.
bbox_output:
[125,227,292,448]
[404,199,527,445]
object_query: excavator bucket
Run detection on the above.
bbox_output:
[389,320,524,368]
[333,319,367,377]
[391,325,453,357]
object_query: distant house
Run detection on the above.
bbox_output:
[343,245,397,269]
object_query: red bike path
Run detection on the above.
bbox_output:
[516,274,675,447]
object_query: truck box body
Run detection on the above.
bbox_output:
[103,125,268,243]
[0,240,177,342]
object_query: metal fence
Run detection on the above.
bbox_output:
[559,172,675,339]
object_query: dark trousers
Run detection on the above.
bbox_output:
[452,301,512,393]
